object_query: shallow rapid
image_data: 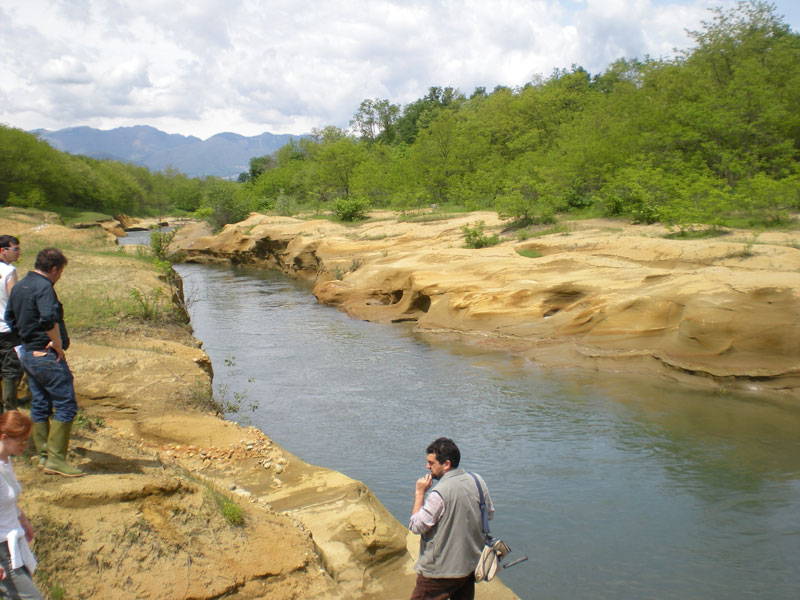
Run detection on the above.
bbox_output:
[175,263,800,600]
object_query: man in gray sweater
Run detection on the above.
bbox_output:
[408,437,493,600]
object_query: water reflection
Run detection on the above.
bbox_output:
[175,263,800,600]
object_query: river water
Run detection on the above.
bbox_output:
[174,263,800,600]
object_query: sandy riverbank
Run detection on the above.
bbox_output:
[0,208,518,599]
[169,211,800,396]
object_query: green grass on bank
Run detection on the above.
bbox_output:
[12,227,185,334]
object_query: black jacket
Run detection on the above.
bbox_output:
[5,271,70,352]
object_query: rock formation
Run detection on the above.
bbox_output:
[171,212,800,394]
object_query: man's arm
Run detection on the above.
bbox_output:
[45,324,65,361]
[4,269,17,298]
[409,490,445,535]
[34,284,65,358]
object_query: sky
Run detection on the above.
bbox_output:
[1,0,798,140]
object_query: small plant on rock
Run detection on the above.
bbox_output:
[334,197,370,222]
[461,221,500,249]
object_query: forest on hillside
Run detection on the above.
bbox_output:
[1,1,798,232]
[0,124,208,220]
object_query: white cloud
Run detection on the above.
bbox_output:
[39,56,92,84]
[0,0,797,139]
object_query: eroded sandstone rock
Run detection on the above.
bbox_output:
[171,213,800,393]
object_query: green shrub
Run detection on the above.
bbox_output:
[334,197,370,221]
[462,221,500,248]
[150,228,176,260]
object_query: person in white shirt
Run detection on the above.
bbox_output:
[0,410,42,599]
[0,236,22,412]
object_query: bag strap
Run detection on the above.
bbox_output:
[468,472,490,538]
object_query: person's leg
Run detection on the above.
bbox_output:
[20,353,52,468]
[22,353,82,477]
[0,334,22,412]
[449,574,476,600]
[409,574,473,600]
[0,542,44,600]
[19,354,53,424]
[31,420,49,469]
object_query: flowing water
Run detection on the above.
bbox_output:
[174,263,800,600]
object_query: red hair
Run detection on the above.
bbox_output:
[0,411,32,439]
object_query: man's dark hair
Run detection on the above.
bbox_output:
[0,235,19,249]
[34,248,68,273]
[427,437,460,469]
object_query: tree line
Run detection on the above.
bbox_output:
[1,1,797,232]
[0,124,216,218]
[241,1,800,230]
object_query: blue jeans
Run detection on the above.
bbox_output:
[19,350,77,423]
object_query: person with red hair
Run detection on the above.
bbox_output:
[0,411,43,599]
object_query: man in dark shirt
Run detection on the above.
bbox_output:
[5,247,83,477]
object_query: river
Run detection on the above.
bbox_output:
[174,263,800,600]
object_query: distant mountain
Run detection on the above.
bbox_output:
[31,125,304,178]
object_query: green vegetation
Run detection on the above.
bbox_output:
[461,221,501,248]
[212,491,245,526]
[2,2,797,232]
[73,411,105,431]
[238,1,799,230]
[516,248,542,259]
[150,229,177,259]
[185,472,246,527]
[333,197,370,221]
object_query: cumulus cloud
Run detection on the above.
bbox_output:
[0,0,797,138]
[39,56,92,84]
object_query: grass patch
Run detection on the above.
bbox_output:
[665,226,729,240]
[724,233,759,259]
[30,515,83,600]
[398,212,465,223]
[73,411,105,431]
[516,223,570,240]
[516,248,542,259]
[15,232,187,333]
[182,473,246,527]
[213,493,244,526]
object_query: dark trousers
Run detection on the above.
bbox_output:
[409,573,475,600]
[0,331,21,411]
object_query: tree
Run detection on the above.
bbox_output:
[198,178,252,231]
[350,98,401,143]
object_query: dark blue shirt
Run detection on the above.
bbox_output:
[5,271,70,352]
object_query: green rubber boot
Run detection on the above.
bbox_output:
[1,378,18,412]
[42,420,84,477]
[32,420,49,469]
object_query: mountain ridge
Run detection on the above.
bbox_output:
[32,124,304,178]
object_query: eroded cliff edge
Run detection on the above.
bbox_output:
[171,211,800,394]
[0,209,517,600]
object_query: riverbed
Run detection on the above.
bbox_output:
[175,263,800,600]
